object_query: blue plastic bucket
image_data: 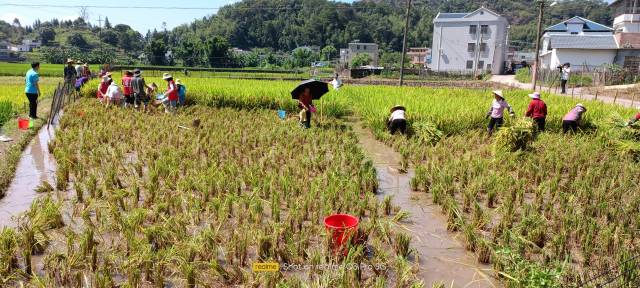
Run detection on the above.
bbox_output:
[277,110,286,120]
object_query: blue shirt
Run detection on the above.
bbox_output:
[178,85,186,97]
[25,69,39,94]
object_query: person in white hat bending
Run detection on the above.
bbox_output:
[388,105,407,135]
[162,73,178,113]
[486,90,514,136]
[525,91,548,131]
[562,103,587,133]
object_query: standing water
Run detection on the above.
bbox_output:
[349,120,499,288]
[0,126,57,227]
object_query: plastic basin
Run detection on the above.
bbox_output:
[324,214,359,254]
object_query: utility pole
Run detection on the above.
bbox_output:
[399,0,412,86]
[531,1,545,90]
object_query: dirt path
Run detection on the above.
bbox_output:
[348,120,499,288]
[490,75,640,109]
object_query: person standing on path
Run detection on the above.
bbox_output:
[63,59,77,88]
[25,62,41,120]
[562,103,587,133]
[525,92,548,131]
[486,90,514,136]
[388,105,407,135]
[560,63,571,94]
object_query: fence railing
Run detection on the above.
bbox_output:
[47,81,79,128]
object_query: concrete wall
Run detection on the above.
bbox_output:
[432,19,507,74]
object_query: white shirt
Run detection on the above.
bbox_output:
[561,67,570,80]
[106,83,122,99]
[389,109,405,121]
[488,99,513,118]
[331,78,342,90]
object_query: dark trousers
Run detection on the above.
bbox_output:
[561,79,568,94]
[533,117,546,131]
[487,117,504,135]
[562,120,578,133]
[26,93,38,119]
[388,119,407,134]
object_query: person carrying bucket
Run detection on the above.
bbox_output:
[388,105,407,135]
[25,62,41,120]
[486,90,514,136]
[562,103,587,133]
[525,91,547,131]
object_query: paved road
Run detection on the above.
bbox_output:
[490,75,640,109]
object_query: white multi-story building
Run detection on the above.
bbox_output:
[339,42,379,67]
[431,7,508,74]
[539,17,618,71]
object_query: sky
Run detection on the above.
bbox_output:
[0,0,247,33]
[0,0,616,34]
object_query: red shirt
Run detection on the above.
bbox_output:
[97,80,110,98]
[166,80,178,101]
[635,112,640,121]
[122,76,133,95]
[525,98,547,119]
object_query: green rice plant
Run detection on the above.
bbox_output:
[493,118,536,153]
[0,228,18,277]
[392,232,412,259]
[26,195,64,230]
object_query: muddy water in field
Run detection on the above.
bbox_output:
[0,126,57,227]
[350,121,499,288]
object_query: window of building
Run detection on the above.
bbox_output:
[571,32,578,35]
[480,43,487,53]
[481,25,489,35]
[357,45,360,50]
[469,25,477,35]
[466,61,474,69]
[467,43,476,52]
[478,61,485,69]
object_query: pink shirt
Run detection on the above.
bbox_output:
[488,99,513,118]
[563,106,586,121]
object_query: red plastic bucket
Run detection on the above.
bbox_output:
[324,214,359,255]
[17,118,30,130]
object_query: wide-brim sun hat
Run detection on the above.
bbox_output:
[162,73,173,80]
[576,103,585,108]
[105,72,113,77]
[175,79,183,85]
[133,69,142,75]
[492,90,504,99]
[529,92,541,99]
[66,58,74,64]
[390,105,406,113]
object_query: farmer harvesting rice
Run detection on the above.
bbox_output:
[298,87,313,129]
[562,103,587,133]
[122,71,134,108]
[25,62,41,119]
[97,73,113,101]
[176,79,187,106]
[388,105,407,135]
[486,90,514,136]
[625,110,640,126]
[63,59,76,87]
[132,69,153,112]
[105,81,123,107]
[525,92,547,131]
[163,73,178,113]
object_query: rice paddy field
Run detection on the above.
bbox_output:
[0,77,59,126]
[1,75,640,287]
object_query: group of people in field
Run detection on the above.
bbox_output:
[385,89,640,136]
[95,69,187,113]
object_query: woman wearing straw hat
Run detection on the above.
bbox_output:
[486,90,514,136]
[96,72,113,101]
[562,103,587,133]
[388,105,407,135]
[162,73,178,113]
[525,91,548,131]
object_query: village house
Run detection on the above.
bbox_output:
[431,7,508,74]
[9,39,41,52]
[406,47,430,68]
[610,0,640,72]
[339,42,379,67]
